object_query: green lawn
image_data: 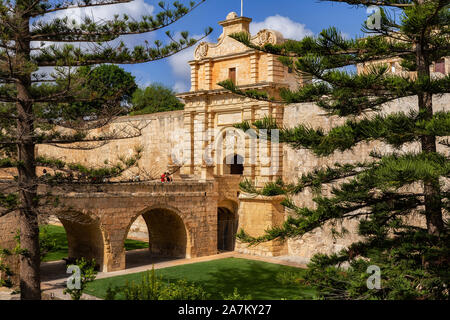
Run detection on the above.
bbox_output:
[39,225,149,262]
[84,258,317,300]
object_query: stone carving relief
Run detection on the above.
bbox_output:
[194,42,209,60]
[254,29,278,46]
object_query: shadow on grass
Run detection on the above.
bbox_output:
[161,259,316,300]
[85,258,316,300]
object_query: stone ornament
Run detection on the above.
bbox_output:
[194,42,209,60]
[254,29,278,46]
[226,12,238,20]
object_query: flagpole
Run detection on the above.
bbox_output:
[241,0,243,17]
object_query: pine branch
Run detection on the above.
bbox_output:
[0,117,151,148]
[30,0,207,42]
[319,0,414,8]
[29,0,134,18]
[229,29,414,62]
[35,144,144,184]
[33,28,212,66]
[236,111,450,156]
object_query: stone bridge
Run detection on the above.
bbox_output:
[37,176,241,272]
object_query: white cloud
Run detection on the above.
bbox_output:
[173,81,189,93]
[37,0,154,24]
[168,44,196,79]
[168,35,211,93]
[32,0,156,49]
[250,15,314,40]
[31,0,157,76]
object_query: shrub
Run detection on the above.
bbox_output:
[221,288,252,300]
[64,258,97,300]
[107,266,209,300]
[39,226,57,261]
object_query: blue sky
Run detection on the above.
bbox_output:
[54,0,372,92]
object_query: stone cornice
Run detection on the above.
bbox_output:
[218,16,252,28]
[238,192,286,202]
[189,49,256,65]
[176,82,289,100]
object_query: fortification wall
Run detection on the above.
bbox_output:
[26,94,450,263]
[36,110,185,180]
[282,94,450,262]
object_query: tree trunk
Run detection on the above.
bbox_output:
[415,19,445,235]
[15,15,41,300]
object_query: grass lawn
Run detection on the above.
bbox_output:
[84,258,317,300]
[39,225,149,262]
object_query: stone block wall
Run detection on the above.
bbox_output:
[37,111,185,180]
[235,194,288,257]
[282,94,450,261]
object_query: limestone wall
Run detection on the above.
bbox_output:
[36,110,185,180]
[0,212,20,287]
[282,94,450,261]
[13,94,450,266]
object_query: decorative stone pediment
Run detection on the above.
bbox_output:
[192,12,285,61]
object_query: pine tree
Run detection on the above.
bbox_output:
[221,0,449,299]
[0,0,211,299]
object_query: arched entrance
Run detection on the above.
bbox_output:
[125,208,189,268]
[58,212,104,269]
[217,207,238,252]
[40,212,105,281]
[223,154,244,175]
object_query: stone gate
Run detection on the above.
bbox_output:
[44,180,226,272]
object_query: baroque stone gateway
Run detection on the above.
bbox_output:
[1,12,449,280]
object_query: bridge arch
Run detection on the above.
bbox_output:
[55,211,106,270]
[123,205,192,268]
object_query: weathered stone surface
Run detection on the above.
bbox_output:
[1,12,449,287]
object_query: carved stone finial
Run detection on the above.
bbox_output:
[226,12,238,20]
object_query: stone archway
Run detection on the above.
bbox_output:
[217,202,238,252]
[223,154,244,175]
[56,211,105,270]
[124,207,190,268]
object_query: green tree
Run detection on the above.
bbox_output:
[65,65,138,119]
[221,0,449,299]
[130,83,184,115]
[0,0,211,299]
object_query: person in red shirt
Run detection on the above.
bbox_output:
[161,172,166,182]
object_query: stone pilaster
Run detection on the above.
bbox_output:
[267,54,284,83]
[189,62,199,92]
[193,110,207,176]
[204,60,213,90]
[181,111,195,175]
[250,52,259,83]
